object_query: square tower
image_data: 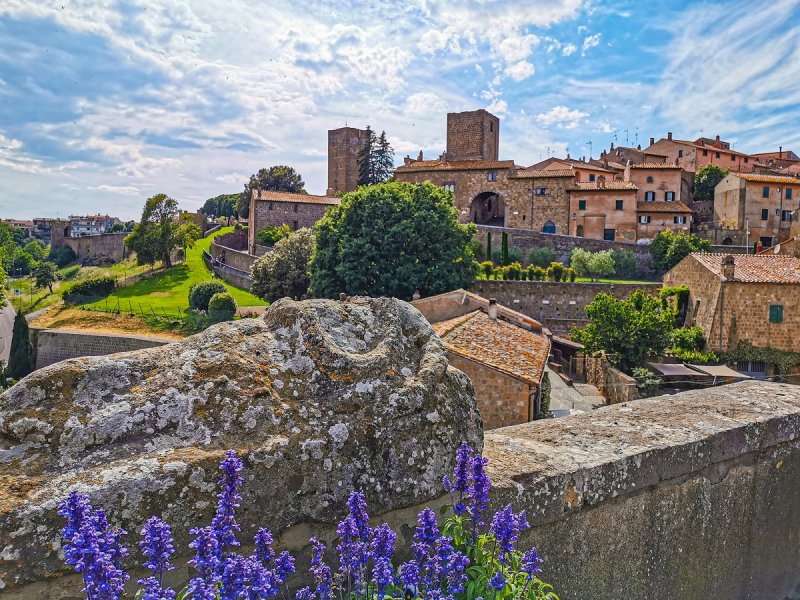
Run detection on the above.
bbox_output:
[446,109,500,162]
[327,127,368,195]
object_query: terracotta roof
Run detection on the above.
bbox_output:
[688,253,800,283]
[632,162,681,170]
[433,310,549,387]
[732,173,800,185]
[750,150,800,161]
[511,168,575,179]
[637,201,692,213]
[394,159,515,173]
[568,181,638,191]
[252,190,340,205]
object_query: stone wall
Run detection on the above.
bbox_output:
[52,230,129,264]
[210,230,257,274]
[447,353,532,430]
[575,355,639,404]
[446,109,499,161]
[31,329,171,369]
[249,198,332,254]
[475,225,656,273]
[472,279,661,333]
[202,250,252,290]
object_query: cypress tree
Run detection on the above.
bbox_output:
[486,232,492,262]
[357,126,377,186]
[501,231,509,266]
[374,131,395,183]
[8,312,33,380]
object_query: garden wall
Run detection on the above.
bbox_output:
[202,250,252,290]
[472,279,661,333]
[575,354,639,404]
[30,329,172,370]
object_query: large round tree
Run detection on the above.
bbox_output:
[309,181,478,300]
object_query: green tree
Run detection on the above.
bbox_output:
[32,261,59,293]
[207,291,238,323]
[125,194,200,267]
[485,232,492,262]
[201,193,239,219]
[569,248,616,281]
[694,164,729,201]
[109,223,125,232]
[8,312,33,380]
[572,290,676,373]
[611,248,638,279]
[357,126,378,186]
[528,247,557,268]
[310,181,478,300]
[23,240,45,262]
[501,231,509,266]
[649,229,711,273]
[236,166,306,217]
[251,228,316,302]
[375,130,395,183]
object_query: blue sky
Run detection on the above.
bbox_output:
[1,0,800,220]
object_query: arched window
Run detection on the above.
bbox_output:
[543,221,557,234]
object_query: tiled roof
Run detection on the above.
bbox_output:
[637,201,692,213]
[568,181,638,191]
[252,190,340,205]
[632,162,680,169]
[689,253,800,283]
[433,310,549,387]
[511,168,575,179]
[733,173,800,185]
[394,159,515,173]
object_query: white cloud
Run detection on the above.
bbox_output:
[562,43,577,56]
[536,105,589,129]
[487,99,508,116]
[581,33,602,55]
[215,172,248,185]
[404,92,447,118]
[593,120,614,133]
[504,61,535,81]
[93,184,141,196]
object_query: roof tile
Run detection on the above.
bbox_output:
[252,190,340,205]
[688,253,800,283]
[394,159,515,173]
[637,201,692,213]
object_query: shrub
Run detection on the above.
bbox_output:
[188,281,227,312]
[8,313,33,380]
[611,249,637,279]
[59,265,81,280]
[500,231,509,265]
[492,267,506,280]
[479,261,494,279]
[633,367,663,398]
[252,229,315,302]
[539,371,551,418]
[255,224,291,246]
[207,292,237,323]
[569,248,615,281]
[508,245,524,265]
[546,262,566,282]
[566,267,576,282]
[48,245,77,268]
[528,265,546,281]
[58,444,558,600]
[668,348,719,364]
[63,276,116,304]
[506,261,523,280]
[671,325,706,351]
[528,247,557,268]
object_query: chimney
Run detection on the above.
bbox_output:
[488,298,498,320]
[404,155,412,165]
[721,255,735,280]
[610,142,615,150]
[667,132,673,141]
[715,134,721,143]
[779,146,783,158]
[623,160,631,183]
[649,137,655,146]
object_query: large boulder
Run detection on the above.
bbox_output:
[0,297,481,593]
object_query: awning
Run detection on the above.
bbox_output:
[688,364,752,379]
[646,362,704,377]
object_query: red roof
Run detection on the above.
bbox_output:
[252,190,340,205]
[395,159,515,173]
[637,201,692,213]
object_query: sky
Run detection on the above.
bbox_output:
[1,0,800,220]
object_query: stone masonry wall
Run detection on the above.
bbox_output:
[210,233,257,274]
[55,233,128,264]
[472,280,661,333]
[249,199,331,253]
[446,109,499,161]
[31,329,171,370]
[447,352,531,430]
[576,355,639,404]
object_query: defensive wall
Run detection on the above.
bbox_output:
[205,229,258,289]
[30,328,172,370]
[471,279,661,333]
[10,381,800,600]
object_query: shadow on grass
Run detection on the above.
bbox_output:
[111,264,192,299]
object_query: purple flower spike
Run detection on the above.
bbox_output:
[212,450,244,554]
[254,528,275,566]
[309,538,333,600]
[139,516,175,579]
[522,547,543,579]
[490,504,530,562]
[414,508,439,544]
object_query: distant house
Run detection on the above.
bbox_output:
[664,253,800,378]
[68,214,119,236]
[646,133,753,174]
[568,180,639,242]
[413,290,550,429]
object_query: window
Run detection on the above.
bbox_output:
[703,150,708,156]
[487,172,497,182]
[443,183,455,193]
[769,304,784,324]
[615,199,624,210]
[576,224,584,237]
[665,191,675,201]
[731,154,736,161]
[534,187,548,195]
[578,199,587,210]
[674,215,687,224]
[761,208,769,221]
[678,150,683,158]
[639,215,651,224]
[782,210,793,222]
[589,174,596,182]
[293,204,299,212]
[292,220,299,231]
[490,122,493,132]
[645,191,656,201]
[744,157,749,163]
[763,186,770,198]
[603,229,616,241]
[786,188,793,199]
[268,202,273,211]
[715,152,720,158]
[646,176,654,183]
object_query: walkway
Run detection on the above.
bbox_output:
[547,366,605,416]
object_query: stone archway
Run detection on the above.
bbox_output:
[542,220,557,234]
[469,191,505,226]
[722,237,733,245]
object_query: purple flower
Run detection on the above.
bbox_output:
[186,578,218,600]
[220,555,249,599]
[335,492,373,586]
[309,538,333,600]
[371,523,396,560]
[275,550,296,583]
[399,560,420,587]
[372,556,394,600]
[443,442,472,515]
[138,576,177,600]
[489,570,507,590]
[296,587,315,600]
[413,508,439,544]
[490,505,529,562]
[253,528,275,566]
[522,547,543,579]
[346,491,371,540]
[188,526,221,585]
[467,454,491,528]
[139,516,175,581]
[212,450,244,554]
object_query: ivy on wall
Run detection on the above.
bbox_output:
[721,341,800,381]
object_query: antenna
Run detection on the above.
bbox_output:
[635,127,639,145]
[545,146,551,157]
[623,129,629,146]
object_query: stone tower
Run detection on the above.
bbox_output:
[446,109,500,162]
[327,127,368,195]
[49,220,71,248]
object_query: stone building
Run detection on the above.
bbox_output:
[597,142,668,166]
[327,126,368,195]
[446,109,499,161]
[530,156,616,183]
[646,133,754,173]
[50,220,128,264]
[714,172,800,248]
[248,189,340,254]
[636,201,693,240]
[664,253,800,374]
[413,290,549,429]
[568,180,639,242]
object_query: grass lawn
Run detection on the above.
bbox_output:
[84,227,267,316]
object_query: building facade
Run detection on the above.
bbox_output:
[646,133,754,174]
[446,109,499,161]
[568,181,639,242]
[327,126,368,195]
